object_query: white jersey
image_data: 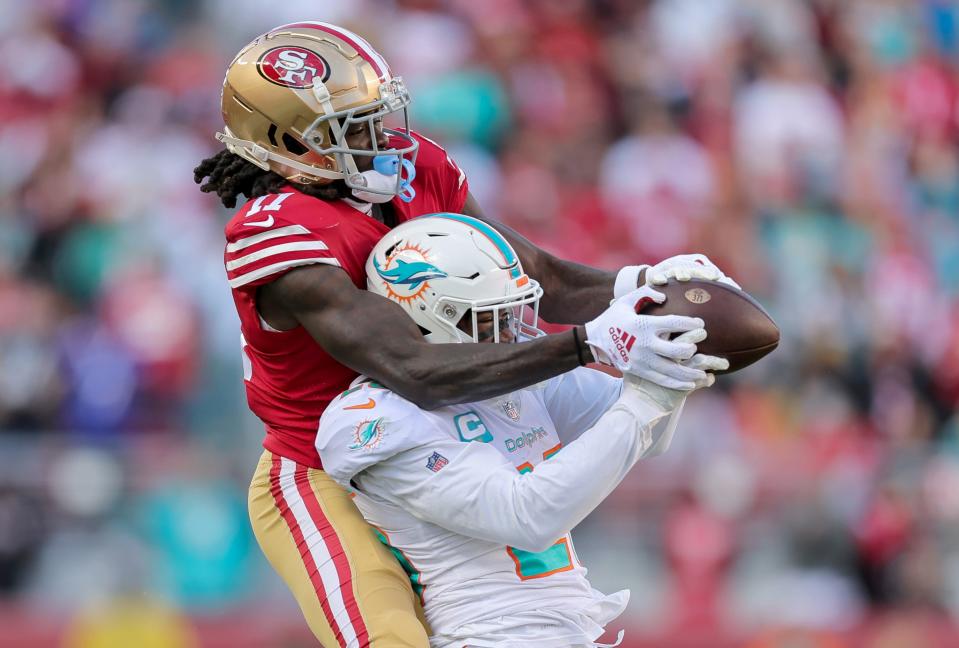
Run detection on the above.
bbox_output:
[317,368,682,648]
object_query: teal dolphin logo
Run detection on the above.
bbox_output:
[373,256,447,289]
[349,418,385,450]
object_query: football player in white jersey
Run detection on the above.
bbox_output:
[316,214,726,648]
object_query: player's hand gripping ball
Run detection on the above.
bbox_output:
[638,279,779,374]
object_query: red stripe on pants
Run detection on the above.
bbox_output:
[294,464,371,647]
[269,455,347,647]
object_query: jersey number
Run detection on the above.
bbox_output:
[247,192,293,216]
[507,537,575,580]
[507,461,575,580]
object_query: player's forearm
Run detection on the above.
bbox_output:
[288,267,591,411]
[404,386,674,552]
[498,388,673,550]
[376,329,585,410]
[534,255,617,324]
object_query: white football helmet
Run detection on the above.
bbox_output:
[366,214,544,343]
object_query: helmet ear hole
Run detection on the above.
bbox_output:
[267,124,279,146]
[282,133,308,155]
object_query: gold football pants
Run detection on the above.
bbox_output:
[248,450,429,647]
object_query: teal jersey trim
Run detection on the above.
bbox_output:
[373,529,425,602]
[339,380,386,398]
[429,213,521,278]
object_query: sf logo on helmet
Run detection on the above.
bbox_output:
[258,46,330,88]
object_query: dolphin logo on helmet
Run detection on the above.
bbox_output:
[366,214,545,344]
[373,257,447,289]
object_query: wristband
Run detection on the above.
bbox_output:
[614,265,647,299]
[571,326,588,366]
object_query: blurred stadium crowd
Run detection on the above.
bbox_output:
[1,0,959,646]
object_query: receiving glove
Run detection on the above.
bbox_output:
[613,254,741,299]
[584,286,711,391]
[679,348,729,388]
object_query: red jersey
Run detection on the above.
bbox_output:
[224,133,469,467]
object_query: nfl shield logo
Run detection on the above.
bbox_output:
[502,399,520,421]
[426,451,449,473]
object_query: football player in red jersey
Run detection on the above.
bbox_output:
[194,22,732,648]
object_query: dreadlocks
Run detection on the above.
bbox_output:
[193,148,349,208]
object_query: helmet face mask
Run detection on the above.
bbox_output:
[366,214,545,345]
[301,77,418,197]
[433,290,542,344]
[216,22,419,196]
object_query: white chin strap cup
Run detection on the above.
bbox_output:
[350,168,401,203]
[349,154,417,204]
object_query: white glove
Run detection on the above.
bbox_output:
[672,329,729,389]
[613,254,740,299]
[585,286,711,390]
[680,350,729,388]
[646,253,741,289]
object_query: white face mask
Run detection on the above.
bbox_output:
[348,155,417,203]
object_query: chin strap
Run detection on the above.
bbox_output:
[216,130,418,202]
[215,131,343,181]
[349,154,417,203]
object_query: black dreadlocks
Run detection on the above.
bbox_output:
[193,148,349,208]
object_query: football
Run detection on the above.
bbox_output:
[638,279,780,374]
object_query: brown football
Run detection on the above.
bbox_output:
[638,279,780,374]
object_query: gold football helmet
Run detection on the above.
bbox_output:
[216,21,418,196]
